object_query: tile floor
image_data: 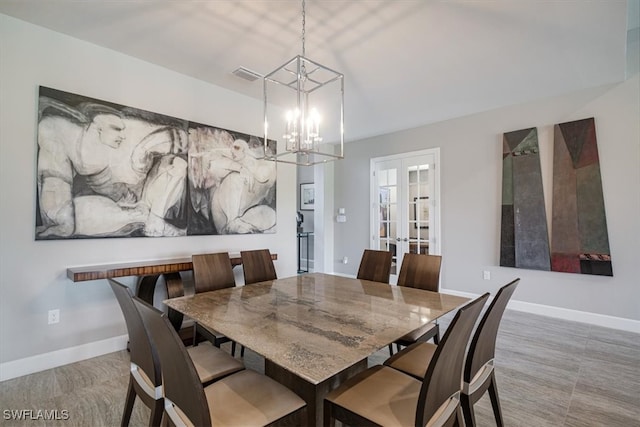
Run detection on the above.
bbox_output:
[1,310,638,426]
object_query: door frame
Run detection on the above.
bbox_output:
[370,148,441,283]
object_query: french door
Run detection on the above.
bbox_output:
[370,149,440,283]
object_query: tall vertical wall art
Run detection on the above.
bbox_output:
[551,118,612,276]
[500,128,551,271]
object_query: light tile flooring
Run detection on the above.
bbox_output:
[1,310,638,426]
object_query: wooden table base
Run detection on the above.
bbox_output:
[265,358,368,426]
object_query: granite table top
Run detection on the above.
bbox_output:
[164,273,470,385]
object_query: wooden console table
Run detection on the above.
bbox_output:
[67,253,277,331]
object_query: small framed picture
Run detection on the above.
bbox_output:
[300,183,315,210]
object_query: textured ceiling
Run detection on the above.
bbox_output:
[0,0,635,141]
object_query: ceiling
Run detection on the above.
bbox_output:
[1,1,637,142]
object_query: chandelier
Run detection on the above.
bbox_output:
[263,0,344,166]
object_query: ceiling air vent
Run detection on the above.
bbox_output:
[232,67,262,82]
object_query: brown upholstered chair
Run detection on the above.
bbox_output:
[132,296,306,427]
[390,253,443,354]
[108,279,244,427]
[384,279,520,427]
[241,249,277,285]
[191,253,236,353]
[356,249,393,283]
[324,293,489,427]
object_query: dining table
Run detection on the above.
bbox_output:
[164,272,470,426]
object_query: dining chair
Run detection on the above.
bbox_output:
[390,253,443,354]
[324,293,489,427]
[108,279,244,427]
[462,278,519,427]
[241,249,277,285]
[191,252,237,354]
[238,249,277,356]
[356,249,393,283]
[132,296,307,427]
[383,279,520,427]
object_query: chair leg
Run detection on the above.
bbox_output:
[488,373,504,427]
[231,341,236,356]
[460,392,475,427]
[121,377,136,427]
[149,398,163,427]
[192,324,198,347]
[433,326,440,345]
[455,404,466,427]
[388,344,394,356]
[240,345,245,358]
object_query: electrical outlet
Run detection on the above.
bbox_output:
[483,271,491,280]
[48,309,60,325]
[342,256,349,264]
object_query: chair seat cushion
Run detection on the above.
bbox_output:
[325,365,421,427]
[205,369,306,426]
[187,343,244,384]
[384,342,437,380]
[398,322,438,342]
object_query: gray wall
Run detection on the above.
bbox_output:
[0,15,298,373]
[333,74,640,322]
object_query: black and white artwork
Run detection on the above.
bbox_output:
[35,86,276,240]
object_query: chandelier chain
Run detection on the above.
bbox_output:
[301,0,306,57]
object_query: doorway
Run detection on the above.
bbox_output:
[370,148,441,283]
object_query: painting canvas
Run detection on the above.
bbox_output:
[551,118,612,276]
[35,86,276,239]
[500,127,551,270]
[300,183,315,210]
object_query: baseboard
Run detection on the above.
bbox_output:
[0,334,128,382]
[442,288,640,333]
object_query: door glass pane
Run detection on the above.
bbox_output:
[378,170,388,186]
[388,170,397,186]
[407,164,430,255]
[375,166,399,275]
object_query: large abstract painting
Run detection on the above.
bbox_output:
[35,86,276,239]
[500,127,551,271]
[551,118,612,276]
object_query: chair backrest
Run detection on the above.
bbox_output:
[192,252,236,294]
[356,249,393,283]
[108,279,161,388]
[133,297,212,427]
[464,278,519,384]
[416,293,489,426]
[241,249,277,285]
[397,253,442,292]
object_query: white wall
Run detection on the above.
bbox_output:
[334,75,640,324]
[0,15,298,378]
